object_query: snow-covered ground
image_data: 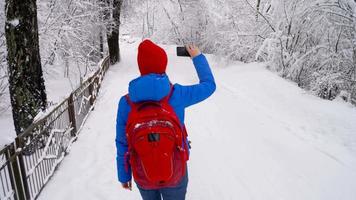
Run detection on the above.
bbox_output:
[37,42,356,200]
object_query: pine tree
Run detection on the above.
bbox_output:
[5,0,47,134]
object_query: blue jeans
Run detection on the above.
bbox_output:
[137,171,188,200]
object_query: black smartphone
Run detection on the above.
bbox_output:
[176,46,190,57]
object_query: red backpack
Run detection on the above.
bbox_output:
[125,87,189,189]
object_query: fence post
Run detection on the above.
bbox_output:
[88,77,95,107]
[7,142,28,200]
[68,93,77,137]
[16,138,30,200]
[5,145,21,200]
[95,76,100,95]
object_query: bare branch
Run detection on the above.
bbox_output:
[244,0,276,32]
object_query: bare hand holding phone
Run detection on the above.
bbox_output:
[185,44,201,58]
[176,44,201,58]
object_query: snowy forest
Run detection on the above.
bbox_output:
[1,0,356,200]
[1,0,356,137]
[1,0,356,135]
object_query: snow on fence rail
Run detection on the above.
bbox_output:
[0,56,110,200]
[352,98,356,106]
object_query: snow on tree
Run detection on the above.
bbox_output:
[37,0,109,83]
[0,0,9,114]
[0,0,115,138]
[5,0,47,134]
[1,0,355,136]
[117,0,355,102]
[256,0,356,101]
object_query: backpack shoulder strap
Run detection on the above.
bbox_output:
[125,94,135,108]
[162,84,174,103]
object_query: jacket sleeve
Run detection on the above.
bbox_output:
[174,54,216,107]
[115,96,132,183]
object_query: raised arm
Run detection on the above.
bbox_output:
[174,45,216,107]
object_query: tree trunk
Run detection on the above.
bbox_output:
[100,31,104,59]
[107,31,119,64]
[5,0,47,134]
[107,0,122,64]
[256,0,261,21]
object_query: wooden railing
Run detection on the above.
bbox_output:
[0,56,110,200]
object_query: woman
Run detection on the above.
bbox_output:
[116,39,216,200]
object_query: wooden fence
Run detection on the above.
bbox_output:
[0,56,110,200]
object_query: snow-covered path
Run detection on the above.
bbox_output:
[38,43,356,200]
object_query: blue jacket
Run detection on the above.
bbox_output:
[115,54,216,183]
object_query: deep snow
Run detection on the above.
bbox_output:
[37,42,356,200]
